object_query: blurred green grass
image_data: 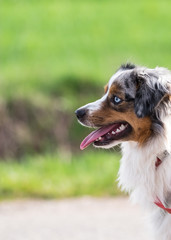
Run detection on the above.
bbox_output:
[0,151,122,200]
[0,0,171,198]
[1,0,171,100]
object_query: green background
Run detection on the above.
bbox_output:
[0,0,171,199]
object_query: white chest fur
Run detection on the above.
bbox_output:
[118,139,171,209]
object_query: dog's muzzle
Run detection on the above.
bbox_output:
[75,108,86,120]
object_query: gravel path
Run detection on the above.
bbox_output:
[0,197,151,240]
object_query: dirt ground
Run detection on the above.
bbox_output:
[0,197,152,240]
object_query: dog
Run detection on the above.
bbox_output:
[75,63,171,240]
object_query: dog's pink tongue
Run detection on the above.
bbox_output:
[80,124,116,150]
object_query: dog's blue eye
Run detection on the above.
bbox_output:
[113,96,122,104]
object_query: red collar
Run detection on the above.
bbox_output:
[154,198,171,214]
[154,153,171,214]
[155,157,162,168]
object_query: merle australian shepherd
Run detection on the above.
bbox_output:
[75,63,171,240]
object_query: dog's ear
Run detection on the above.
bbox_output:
[134,70,167,118]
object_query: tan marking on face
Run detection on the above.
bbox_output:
[109,84,125,99]
[123,111,152,145]
[87,100,152,145]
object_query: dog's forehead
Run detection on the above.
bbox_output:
[104,69,137,100]
[108,69,134,90]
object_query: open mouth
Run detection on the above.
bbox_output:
[80,122,132,150]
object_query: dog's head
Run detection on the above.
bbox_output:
[75,64,171,150]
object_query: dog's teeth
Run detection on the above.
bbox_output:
[112,131,115,135]
[96,137,102,141]
[116,129,120,133]
[120,124,125,131]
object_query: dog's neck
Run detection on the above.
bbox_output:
[118,114,171,210]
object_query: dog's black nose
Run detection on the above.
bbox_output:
[75,108,86,119]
